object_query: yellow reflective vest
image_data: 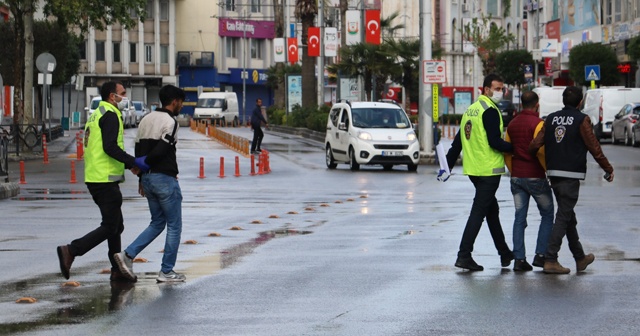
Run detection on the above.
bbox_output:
[84,102,126,182]
[460,95,506,176]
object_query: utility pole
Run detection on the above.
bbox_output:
[418,0,433,153]
[472,0,480,101]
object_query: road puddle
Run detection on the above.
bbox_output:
[0,228,312,334]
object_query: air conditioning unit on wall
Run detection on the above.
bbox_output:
[462,4,469,12]
[177,52,190,67]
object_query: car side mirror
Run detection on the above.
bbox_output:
[338,122,347,131]
[223,101,228,111]
[84,107,89,111]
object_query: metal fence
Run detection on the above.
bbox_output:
[0,123,53,156]
[0,136,7,182]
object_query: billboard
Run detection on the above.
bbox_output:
[560,0,600,34]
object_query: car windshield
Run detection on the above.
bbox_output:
[91,99,101,109]
[351,107,411,129]
[197,98,224,108]
[133,102,143,110]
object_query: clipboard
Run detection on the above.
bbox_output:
[436,143,450,175]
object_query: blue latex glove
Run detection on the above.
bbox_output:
[134,156,150,173]
[436,169,450,182]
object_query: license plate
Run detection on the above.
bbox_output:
[382,151,402,156]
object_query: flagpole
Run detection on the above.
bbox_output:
[317,0,324,107]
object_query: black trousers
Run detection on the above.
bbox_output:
[458,175,511,259]
[545,177,585,261]
[251,126,264,152]
[69,182,124,269]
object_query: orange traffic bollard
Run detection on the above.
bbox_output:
[250,154,256,176]
[257,153,265,175]
[76,132,84,161]
[42,134,49,164]
[218,157,225,178]
[19,161,26,184]
[69,161,77,183]
[198,157,206,179]
[234,156,241,177]
[265,150,271,173]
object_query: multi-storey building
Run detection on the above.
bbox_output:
[177,0,276,120]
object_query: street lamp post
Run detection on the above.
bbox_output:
[242,10,251,124]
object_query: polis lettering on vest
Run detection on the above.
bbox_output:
[551,116,573,126]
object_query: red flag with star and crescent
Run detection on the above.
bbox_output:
[287,37,298,64]
[365,10,381,45]
[307,27,321,57]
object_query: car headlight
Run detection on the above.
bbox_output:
[358,131,372,140]
[407,132,417,141]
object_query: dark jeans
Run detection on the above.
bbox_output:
[458,175,511,259]
[545,177,585,262]
[251,126,264,152]
[69,182,124,269]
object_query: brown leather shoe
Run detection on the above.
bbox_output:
[57,245,75,279]
[543,261,570,274]
[576,253,595,272]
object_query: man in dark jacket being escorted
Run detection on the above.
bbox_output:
[250,98,268,154]
[530,86,614,274]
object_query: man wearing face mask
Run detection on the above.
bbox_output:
[57,81,149,282]
[114,85,188,283]
[503,91,554,271]
[440,73,514,271]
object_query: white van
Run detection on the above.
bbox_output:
[581,88,640,141]
[532,86,566,119]
[324,101,420,172]
[193,92,239,126]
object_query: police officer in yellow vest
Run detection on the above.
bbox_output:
[441,74,514,271]
[57,81,149,282]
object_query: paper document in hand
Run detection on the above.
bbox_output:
[435,143,450,175]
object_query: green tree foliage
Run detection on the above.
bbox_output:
[627,35,640,61]
[266,63,301,109]
[568,42,619,87]
[0,20,80,87]
[495,49,534,87]
[461,15,515,75]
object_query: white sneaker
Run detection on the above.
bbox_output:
[156,270,186,282]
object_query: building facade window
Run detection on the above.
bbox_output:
[79,40,87,60]
[226,38,238,58]
[160,0,169,21]
[146,0,154,19]
[251,39,263,59]
[96,41,105,61]
[226,0,236,11]
[160,45,169,64]
[251,0,261,13]
[130,7,138,18]
[145,44,154,63]
[130,42,137,62]
[113,42,121,63]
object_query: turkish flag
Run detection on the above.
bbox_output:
[287,37,298,65]
[308,27,320,57]
[365,10,381,45]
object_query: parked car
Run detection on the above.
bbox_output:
[632,123,640,147]
[324,100,419,172]
[581,87,640,141]
[611,103,640,146]
[496,100,516,127]
[132,100,149,126]
[85,96,135,128]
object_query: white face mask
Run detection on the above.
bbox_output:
[117,100,128,111]
[490,90,503,104]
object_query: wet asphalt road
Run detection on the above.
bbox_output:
[1,126,639,335]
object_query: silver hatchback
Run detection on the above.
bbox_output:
[612,103,640,146]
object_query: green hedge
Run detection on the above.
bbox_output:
[266,104,329,133]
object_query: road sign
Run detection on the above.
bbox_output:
[422,60,447,84]
[585,65,600,81]
[524,64,533,79]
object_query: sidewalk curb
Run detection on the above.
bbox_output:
[0,181,19,200]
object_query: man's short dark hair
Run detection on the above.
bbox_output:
[562,86,583,108]
[482,74,504,90]
[256,98,262,102]
[100,81,123,101]
[159,85,186,107]
[521,91,539,109]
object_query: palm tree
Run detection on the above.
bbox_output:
[329,42,389,101]
[385,38,420,112]
[294,0,317,108]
